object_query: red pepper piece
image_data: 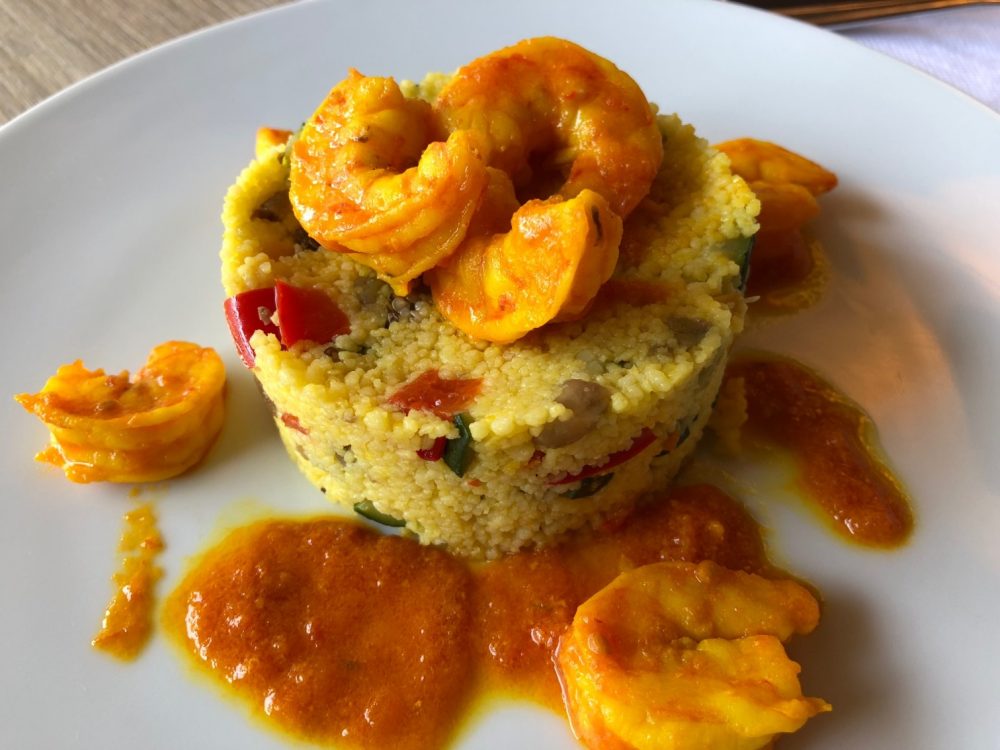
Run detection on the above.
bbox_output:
[275,280,351,348]
[387,370,483,419]
[548,428,657,486]
[280,413,309,435]
[417,436,447,461]
[223,287,280,368]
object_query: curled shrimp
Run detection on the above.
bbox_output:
[428,37,661,341]
[716,138,837,197]
[289,69,489,294]
[15,342,226,483]
[715,138,838,304]
[289,40,664,339]
[555,560,830,750]
[435,37,663,218]
[716,138,837,232]
[427,190,622,343]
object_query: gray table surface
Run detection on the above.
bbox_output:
[0,0,289,124]
[3,0,998,125]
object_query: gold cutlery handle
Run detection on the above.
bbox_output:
[747,0,998,26]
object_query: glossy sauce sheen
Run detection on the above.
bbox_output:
[92,503,163,659]
[746,229,826,313]
[730,356,913,546]
[747,229,813,298]
[164,485,769,747]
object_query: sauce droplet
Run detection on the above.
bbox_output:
[92,503,164,660]
[729,355,914,547]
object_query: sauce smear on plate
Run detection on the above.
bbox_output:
[730,356,913,547]
[163,485,776,747]
[165,521,473,750]
[92,503,164,660]
[746,229,826,311]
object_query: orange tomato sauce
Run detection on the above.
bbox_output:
[473,484,771,708]
[747,229,812,296]
[729,355,913,547]
[92,503,164,660]
[744,228,828,313]
[163,484,771,747]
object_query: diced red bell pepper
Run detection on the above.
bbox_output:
[548,428,657,486]
[417,436,447,461]
[275,280,351,348]
[387,370,483,420]
[280,413,309,435]
[223,286,280,368]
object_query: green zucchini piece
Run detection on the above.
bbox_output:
[562,473,615,499]
[722,235,756,291]
[353,500,406,527]
[656,421,693,458]
[443,412,474,477]
[279,124,304,167]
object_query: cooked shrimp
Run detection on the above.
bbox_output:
[15,342,226,483]
[435,37,663,218]
[427,38,660,340]
[753,181,821,232]
[293,40,663,337]
[289,69,489,294]
[715,138,838,197]
[427,190,622,343]
[714,138,838,305]
[254,127,292,160]
[716,138,837,234]
[555,560,830,750]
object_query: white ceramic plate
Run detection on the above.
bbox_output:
[2,0,999,747]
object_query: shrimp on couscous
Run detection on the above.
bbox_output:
[219,44,758,559]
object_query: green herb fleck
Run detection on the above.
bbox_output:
[353,500,405,527]
[443,412,474,477]
[724,235,756,291]
[562,473,614,499]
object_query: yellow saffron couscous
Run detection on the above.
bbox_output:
[220,74,758,558]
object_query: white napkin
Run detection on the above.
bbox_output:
[839,7,1000,111]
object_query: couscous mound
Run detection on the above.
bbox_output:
[220,75,757,558]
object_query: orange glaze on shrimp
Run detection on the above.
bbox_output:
[556,561,830,750]
[289,39,664,339]
[289,70,489,294]
[435,37,663,216]
[427,191,622,343]
[15,342,226,483]
[428,37,663,341]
